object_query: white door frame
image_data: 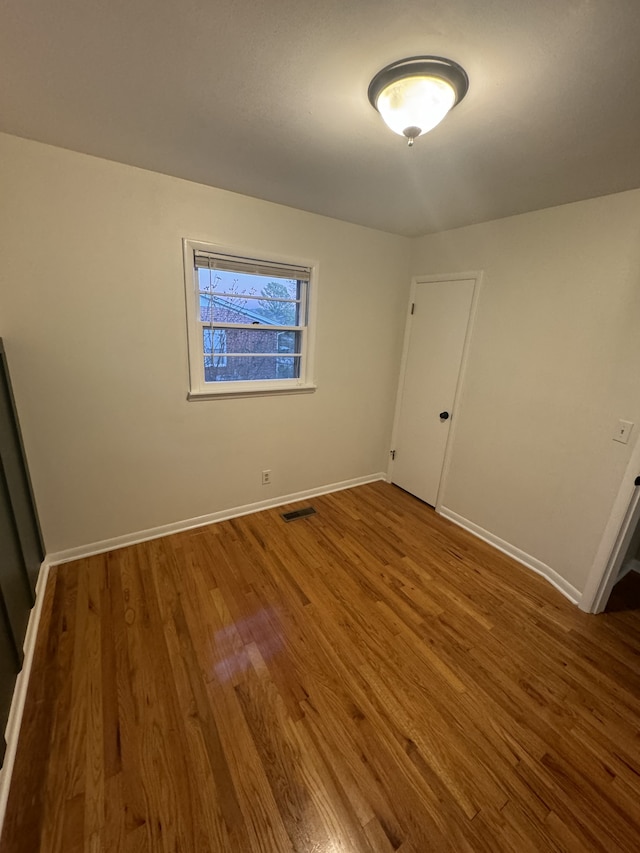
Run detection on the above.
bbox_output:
[580,437,640,613]
[388,270,483,510]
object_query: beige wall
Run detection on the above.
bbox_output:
[0,133,410,553]
[412,193,640,593]
[2,130,639,596]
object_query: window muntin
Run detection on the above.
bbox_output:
[184,241,316,398]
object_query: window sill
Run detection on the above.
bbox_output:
[187,383,317,401]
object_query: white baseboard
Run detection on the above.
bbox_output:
[46,473,389,566]
[0,561,51,837]
[438,507,581,605]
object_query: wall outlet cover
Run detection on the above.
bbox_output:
[613,420,634,444]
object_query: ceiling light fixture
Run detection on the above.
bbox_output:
[368,56,468,147]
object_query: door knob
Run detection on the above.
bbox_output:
[439,411,450,420]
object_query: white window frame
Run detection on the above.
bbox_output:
[183,239,318,400]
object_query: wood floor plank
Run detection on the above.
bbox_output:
[84,557,105,850]
[134,538,242,852]
[39,563,81,853]
[3,481,640,851]
[107,548,147,841]
[160,533,293,853]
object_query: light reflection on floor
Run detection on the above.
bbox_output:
[213,607,284,683]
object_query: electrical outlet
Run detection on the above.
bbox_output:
[261,469,271,485]
[613,420,634,444]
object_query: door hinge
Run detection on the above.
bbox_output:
[410,303,415,315]
[390,450,396,460]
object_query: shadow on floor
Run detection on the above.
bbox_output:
[605,570,640,613]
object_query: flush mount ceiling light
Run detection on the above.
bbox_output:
[368,56,468,147]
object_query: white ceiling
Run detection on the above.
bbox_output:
[2,0,640,236]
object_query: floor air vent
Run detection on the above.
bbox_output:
[281,506,317,522]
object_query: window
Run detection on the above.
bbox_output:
[183,240,316,398]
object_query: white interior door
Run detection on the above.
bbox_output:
[391,277,475,506]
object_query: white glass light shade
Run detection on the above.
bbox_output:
[375,75,456,140]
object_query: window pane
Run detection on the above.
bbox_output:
[198,268,300,300]
[203,329,227,367]
[204,356,301,383]
[200,294,299,326]
[203,328,227,354]
[276,357,297,379]
[204,328,301,355]
[277,331,296,353]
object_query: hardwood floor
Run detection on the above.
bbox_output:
[3,481,640,851]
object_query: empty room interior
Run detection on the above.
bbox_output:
[1,0,640,850]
